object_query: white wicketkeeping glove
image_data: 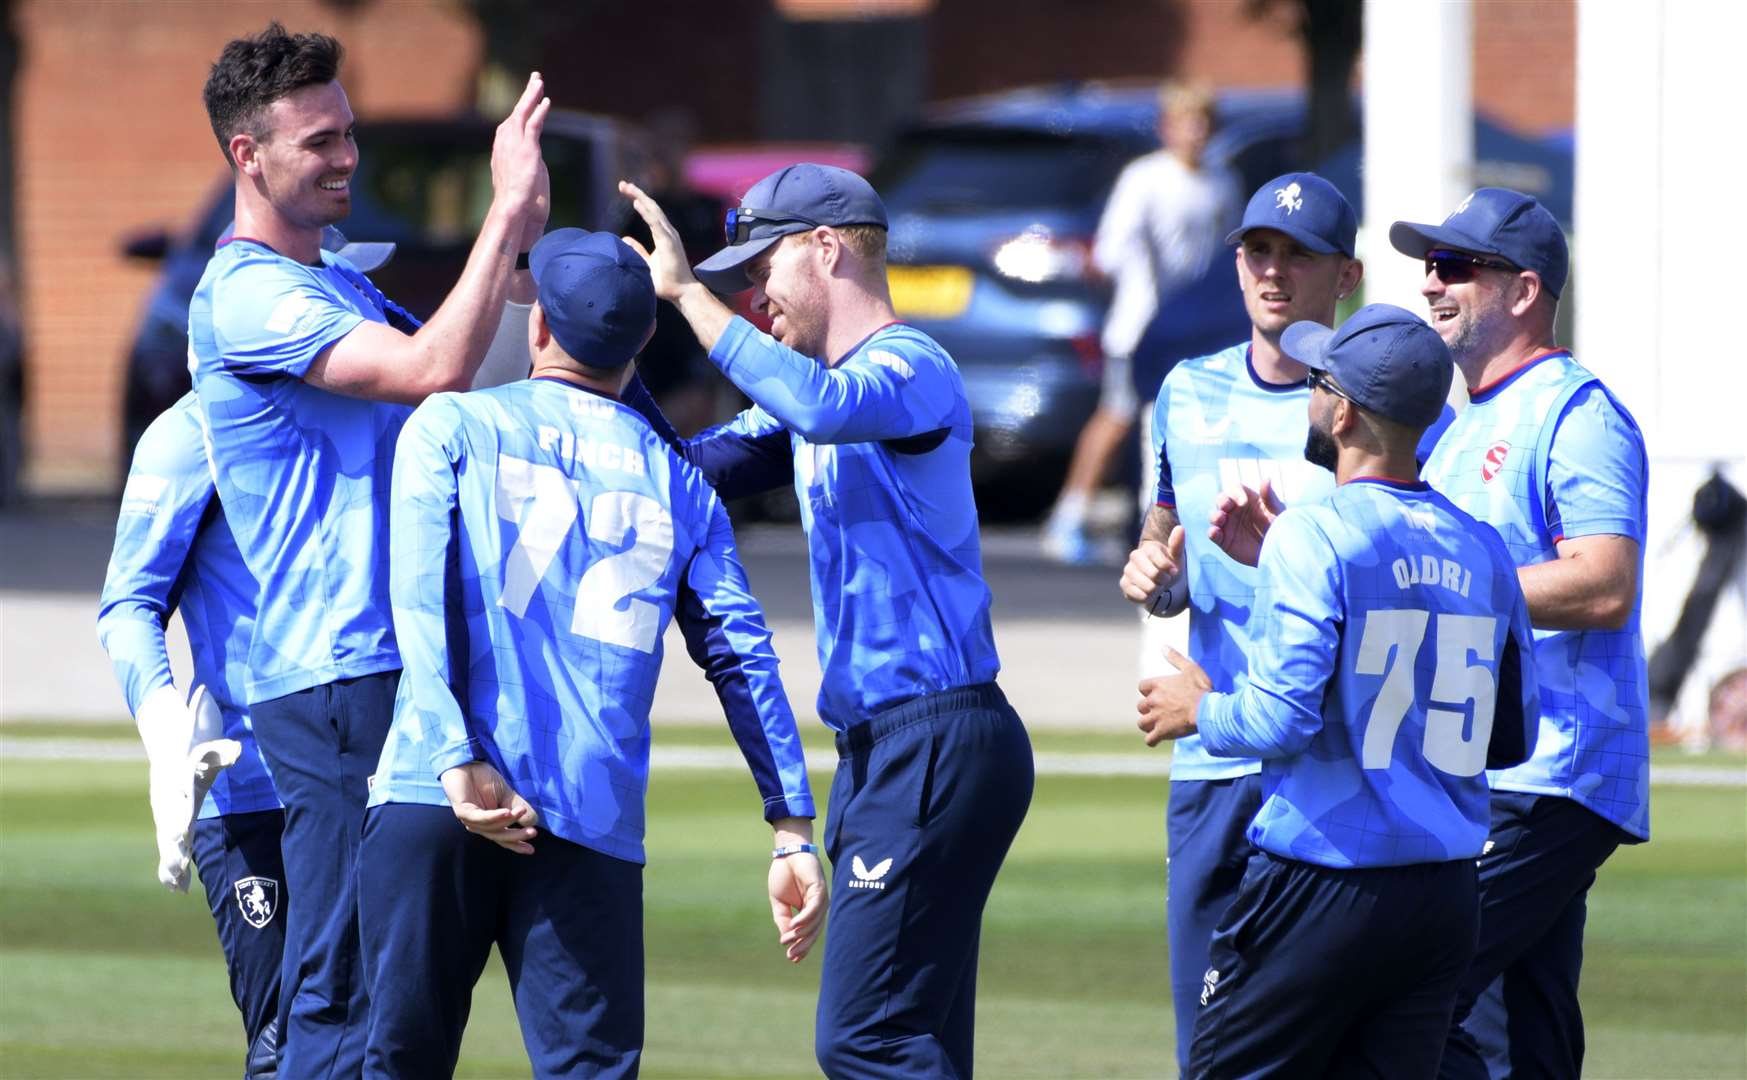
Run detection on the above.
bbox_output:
[187,684,241,848]
[135,684,241,892]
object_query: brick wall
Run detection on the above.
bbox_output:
[16,0,480,491]
[1472,0,1576,133]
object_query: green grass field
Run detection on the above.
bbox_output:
[1,728,1742,1079]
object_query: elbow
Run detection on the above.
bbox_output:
[396,341,475,402]
[413,354,474,398]
[780,409,841,443]
[1593,592,1634,631]
[1578,582,1635,631]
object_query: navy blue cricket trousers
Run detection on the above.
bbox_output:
[1439,792,1628,1080]
[249,670,397,1080]
[813,683,1034,1080]
[1166,774,1264,1072]
[357,803,644,1080]
[191,808,287,1078]
[1186,853,1480,1079]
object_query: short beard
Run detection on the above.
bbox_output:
[1304,424,1339,473]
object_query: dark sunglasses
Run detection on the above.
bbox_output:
[1425,248,1518,285]
[1305,367,1356,403]
[724,207,821,246]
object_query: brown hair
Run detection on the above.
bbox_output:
[203,22,343,167]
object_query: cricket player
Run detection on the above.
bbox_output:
[1139,304,1540,1076]
[189,23,548,1072]
[98,226,396,1079]
[356,228,818,1080]
[620,164,1035,1079]
[1115,172,1360,1067]
[1391,189,1650,1079]
[97,392,287,1078]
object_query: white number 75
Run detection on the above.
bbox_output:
[1353,609,1499,777]
[494,456,674,654]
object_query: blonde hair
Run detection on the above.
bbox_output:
[1159,80,1216,121]
[794,224,887,268]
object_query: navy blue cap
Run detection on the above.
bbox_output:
[1281,303,1453,428]
[1225,172,1357,258]
[1389,188,1568,297]
[529,228,656,368]
[695,163,888,292]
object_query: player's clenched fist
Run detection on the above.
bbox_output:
[1120,525,1187,616]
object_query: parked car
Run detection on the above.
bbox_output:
[871,83,1574,514]
[118,110,650,467]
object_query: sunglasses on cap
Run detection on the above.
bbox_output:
[1305,367,1356,404]
[724,206,821,246]
[1425,248,1519,285]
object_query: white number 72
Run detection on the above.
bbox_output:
[1353,609,1499,777]
[494,456,674,654]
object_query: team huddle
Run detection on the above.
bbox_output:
[94,21,1647,1080]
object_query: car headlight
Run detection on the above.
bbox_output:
[990,227,1090,284]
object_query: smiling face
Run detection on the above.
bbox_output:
[1419,253,1522,366]
[746,231,831,360]
[244,80,357,233]
[1235,229,1357,340]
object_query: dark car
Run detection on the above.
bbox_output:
[870,84,1573,514]
[118,110,649,466]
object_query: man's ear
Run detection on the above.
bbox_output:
[230,132,260,177]
[814,226,843,274]
[1338,257,1364,300]
[530,300,552,349]
[1509,271,1544,318]
[1331,396,1360,436]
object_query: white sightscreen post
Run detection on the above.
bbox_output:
[1576,0,1747,738]
[1574,0,1663,447]
[1360,0,1472,317]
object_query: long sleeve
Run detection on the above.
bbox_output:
[387,397,480,778]
[96,411,212,714]
[674,495,815,821]
[708,317,955,444]
[1196,510,1341,760]
[622,374,795,499]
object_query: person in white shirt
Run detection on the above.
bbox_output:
[1044,81,1240,564]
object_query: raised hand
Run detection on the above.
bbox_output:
[618,179,700,301]
[441,760,540,854]
[1208,479,1283,568]
[491,72,552,221]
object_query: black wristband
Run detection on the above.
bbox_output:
[515,251,531,271]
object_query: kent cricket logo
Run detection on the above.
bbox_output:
[234,877,278,929]
[1482,441,1511,483]
[849,855,893,891]
[1274,181,1304,215]
[1200,968,1221,1005]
